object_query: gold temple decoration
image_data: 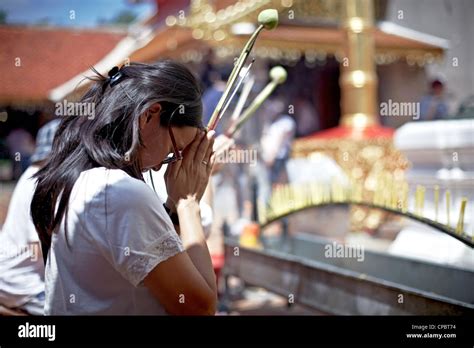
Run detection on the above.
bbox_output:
[260,181,473,248]
[165,0,277,42]
[446,190,451,226]
[163,0,444,66]
[456,198,467,235]
[292,137,409,231]
[291,0,409,232]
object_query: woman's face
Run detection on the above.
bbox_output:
[139,104,200,172]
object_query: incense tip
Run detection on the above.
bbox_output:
[258,9,279,30]
[270,66,287,84]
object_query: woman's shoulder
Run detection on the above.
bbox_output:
[79,167,158,206]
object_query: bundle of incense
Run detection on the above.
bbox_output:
[216,59,254,125]
[230,74,255,123]
[207,9,279,131]
[226,66,287,137]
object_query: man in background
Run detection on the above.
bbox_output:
[420,79,449,120]
[261,96,296,186]
[0,119,60,315]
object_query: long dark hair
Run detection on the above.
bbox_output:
[31,61,203,253]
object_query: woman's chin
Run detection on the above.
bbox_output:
[151,163,163,172]
[142,163,162,172]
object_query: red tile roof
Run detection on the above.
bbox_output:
[0,26,127,104]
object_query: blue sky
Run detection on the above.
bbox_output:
[0,0,155,27]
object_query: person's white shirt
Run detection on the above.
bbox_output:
[261,115,296,163]
[144,166,213,237]
[45,167,184,315]
[0,166,45,315]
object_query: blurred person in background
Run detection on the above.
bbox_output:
[261,96,296,186]
[5,128,35,179]
[419,79,449,120]
[201,66,233,134]
[293,90,319,137]
[0,119,60,315]
[254,95,296,239]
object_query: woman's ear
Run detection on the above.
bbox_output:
[148,103,162,121]
[140,103,162,128]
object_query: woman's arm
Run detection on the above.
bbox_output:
[144,197,217,315]
[176,197,217,294]
[143,199,217,315]
[143,130,218,315]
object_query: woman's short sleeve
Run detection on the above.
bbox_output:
[100,176,184,287]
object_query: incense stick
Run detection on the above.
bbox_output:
[446,190,451,226]
[231,74,255,122]
[227,66,287,136]
[456,198,467,235]
[207,9,279,131]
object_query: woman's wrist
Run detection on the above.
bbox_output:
[176,196,205,245]
[176,196,200,215]
[165,197,177,213]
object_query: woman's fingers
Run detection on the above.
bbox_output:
[202,131,215,164]
[183,131,204,165]
[167,129,216,202]
[203,141,214,166]
[195,130,215,163]
[165,160,180,180]
[207,152,216,175]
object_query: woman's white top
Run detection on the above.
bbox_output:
[45,167,184,315]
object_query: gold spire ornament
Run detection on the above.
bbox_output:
[292,0,409,233]
[340,0,378,128]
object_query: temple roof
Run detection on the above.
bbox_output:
[0,26,126,104]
